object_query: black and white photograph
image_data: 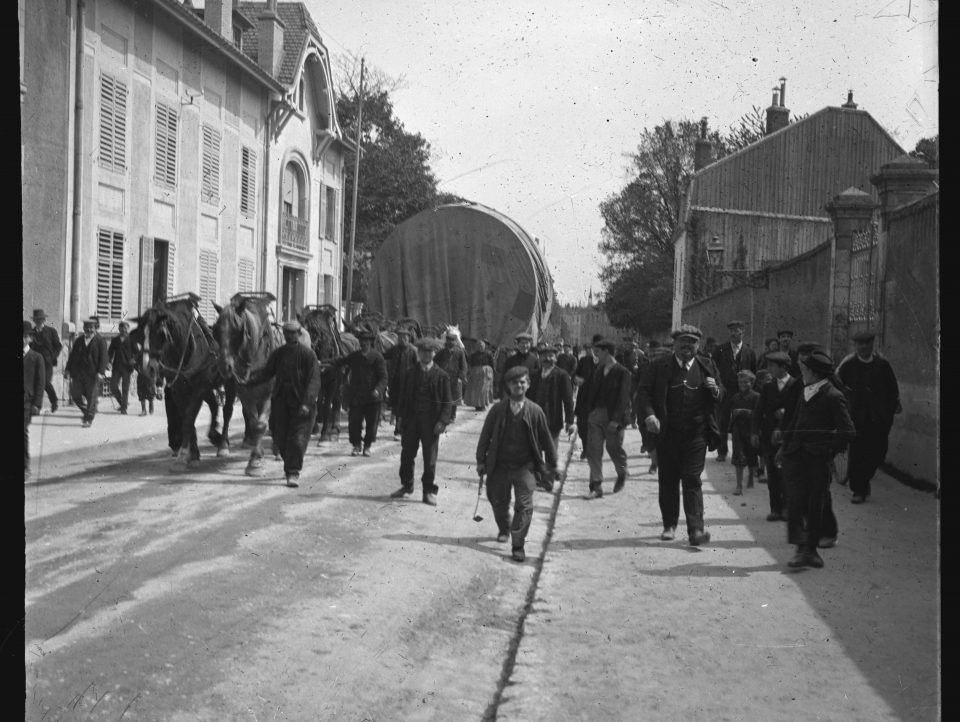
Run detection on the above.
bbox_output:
[22,0,938,719]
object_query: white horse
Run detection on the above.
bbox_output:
[443,324,466,351]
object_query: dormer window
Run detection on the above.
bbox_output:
[233,25,242,50]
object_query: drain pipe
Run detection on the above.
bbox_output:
[259,107,272,291]
[69,0,86,326]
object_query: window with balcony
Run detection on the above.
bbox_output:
[281,162,309,251]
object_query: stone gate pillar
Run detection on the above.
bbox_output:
[825,188,877,362]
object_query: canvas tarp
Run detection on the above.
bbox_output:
[366,203,554,347]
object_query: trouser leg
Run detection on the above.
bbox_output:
[120,371,131,411]
[486,467,513,533]
[85,378,100,420]
[272,407,290,466]
[43,360,57,409]
[604,423,627,477]
[24,405,32,471]
[849,427,885,497]
[586,410,606,486]
[717,397,731,456]
[348,405,363,447]
[510,465,537,547]
[70,378,87,417]
[820,483,838,539]
[111,372,122,406]
[764,448,785,514]
[362,402,380,447]
[678,437,708,535]
[283,410,316,474]
[576,413,589,453]
[657,442,681,529]
[399,424,419,488]
[418,415,440,495]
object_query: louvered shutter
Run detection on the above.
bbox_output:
[139,235,155,314]
[199,249,219,320]
[155,102,178,188]
[97,229,124,321]
[99,73,127,173]
[240,146,257,216]
[238,257,255,293]
[201,124,221,203]
[165,244,176,299]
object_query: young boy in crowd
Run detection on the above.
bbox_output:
[730,370,760,495]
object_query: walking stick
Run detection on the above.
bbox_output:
[472,474,485,522]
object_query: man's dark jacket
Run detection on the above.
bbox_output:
[781,382,856,457]
[249,344,322,408]
[751,375,798,447]
[587,362,634,426]
[385,343,418,411]
[24,348,45,407]
[712,341,758,390]
[108,334,137,373]
[636,353,725,450]
[476,398,558,477]
[395,364,454,428]
[436,345,468,387]
[336,348,388,405]
[529,367,574,434]
[30,325,63,368]
[66,334,109,380]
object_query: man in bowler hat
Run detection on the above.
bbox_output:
[24,320,46,477]
[65,317,109,427]
[712,320,758,461]
[29,309,62,413]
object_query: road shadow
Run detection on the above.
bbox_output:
[382,532,517,560]
[551,536,765,552]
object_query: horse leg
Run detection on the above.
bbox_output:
[205,389,222,448]
[170,393,204,471]
[245,398,269,477]
[218,382,236,457]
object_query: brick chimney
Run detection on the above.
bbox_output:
[765,77,789,135]
[870,154,939,218]
[841,90,858,109]
[258,0,285,78]
[694,116,714,171]
[204,0,234,41]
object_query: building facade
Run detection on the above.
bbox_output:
[21,0,348,343]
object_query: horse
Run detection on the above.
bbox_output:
[349,311,398,356]
[212,292,289,475]
[132,293,231,468]
[300,304,360,441]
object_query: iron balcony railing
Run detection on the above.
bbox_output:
[281,211,309,251]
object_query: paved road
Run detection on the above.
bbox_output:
[25,404,939,721]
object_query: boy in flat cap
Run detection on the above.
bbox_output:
[243,320,322,487]
[331,330,387,456]
[750,351,797,521]
[637,325,722,546]
[24,320,45,478]
[476,364,558,562]
[711,320,758,461]
[65,317,109,427]
[500,332,539,398]
[836,331,901,504]
[391,337,453,505]
[528,344,576,490]
[108,321,137,414]
[29,309,62,413]
[583,338,632,498]
[776,349,855,568]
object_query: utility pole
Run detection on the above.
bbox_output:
[344,57,364,317]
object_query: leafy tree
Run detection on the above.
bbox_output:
[335,57,464,302]
[910,135,939,168]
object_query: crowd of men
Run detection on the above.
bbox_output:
[24,309,901,570]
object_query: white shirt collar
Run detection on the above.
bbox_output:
[541,365,555,378]
[856,354,875,363]
[420,361,434,371]
[23,342,30,354]
[803,378,829,401]
[731,340,743,354]
[509,398,525,415]
[776,375,789,391]
[674,355,693,371]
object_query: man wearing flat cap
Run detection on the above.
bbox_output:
[243,320,322,487]
[29,309,62,413]
[528,344,575,490]
[637,324,723,546]
[391,337,453,505]
[476,364,558,562]
[572,333,604,460]
[777,330,801,377]
[330,330,388,456]
[750,351,797,522]
[24,320,45,478]
[711,320,758,461]
[384,326,419,437]
[108,320,137,415]
[583,338,633,498]
[556,342,577,377]
[65,317,109,427]
[836,331,901,504]
[435,332,468,422]
[500,332,539,398]
[777,349,855,568]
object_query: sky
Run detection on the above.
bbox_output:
[303,0,938,306]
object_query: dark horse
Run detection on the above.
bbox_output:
[212,292,310,475]
[300,305,360,442]
[132,293,233,467]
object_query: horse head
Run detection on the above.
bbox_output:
[301,306,340,362]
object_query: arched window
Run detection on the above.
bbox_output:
[282,162,306,218]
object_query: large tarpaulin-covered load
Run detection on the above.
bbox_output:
[367,203,554,346]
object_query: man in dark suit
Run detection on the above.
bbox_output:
[584,339,633,498]
[556,342,577,376]
[836,331,901,504]
[24,320,46,478]
[108,320,137,414]
[750,351,797,522]
[777,350,855,569]
[391,337,453,505]
[65,317,109,427]
[384,326,418,437]
[528,344,575,491]
[711,320,758,461]
[572,334,603,460]
[333,330,388,456]
[638,325,723,546]
[435,332,468,421]
[29,309,62,413]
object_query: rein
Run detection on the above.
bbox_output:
[154,311,214,385]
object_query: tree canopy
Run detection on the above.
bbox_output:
[910,135,938,168]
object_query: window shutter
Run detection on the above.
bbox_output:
[99,72,127,173]
[155,102,178,188]
[238,257,255,293]
[240,146,257,216]
[201,124,221,203]
[199,249,219,321]
[166,244,176,299]
[139,235,155,314]
[97,228,124,321]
